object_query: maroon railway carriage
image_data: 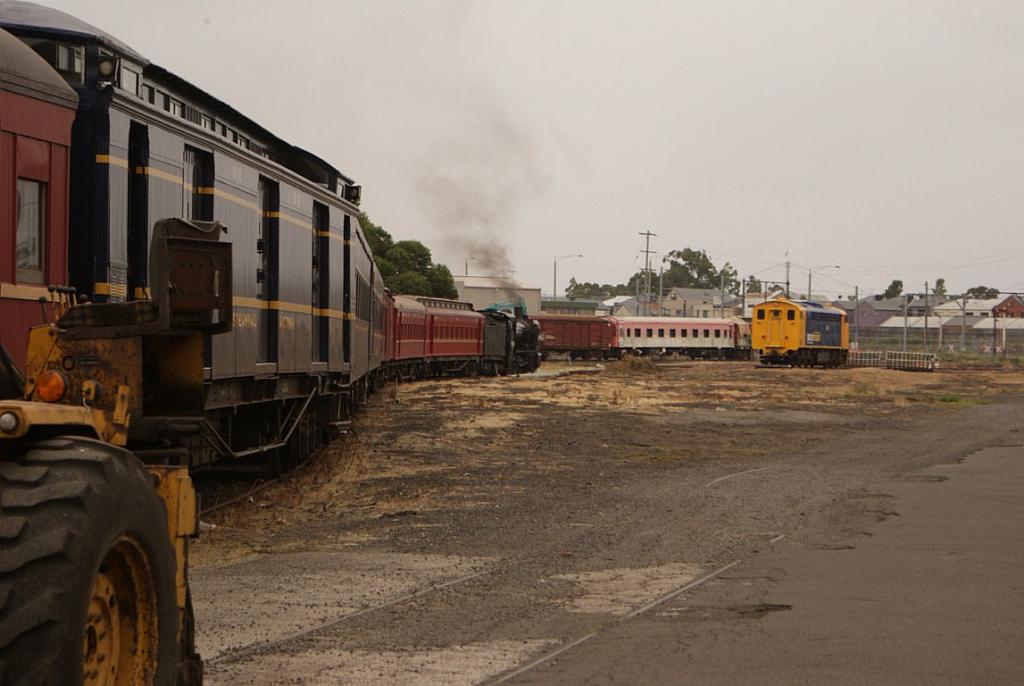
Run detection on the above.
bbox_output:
[529,314,617,360]
[384,296,484,377]
[0,28,77,370]
[390,295,428,363]
[420,297,483,364]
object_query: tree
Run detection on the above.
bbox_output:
[427,264,458,299]
[357,211,457,298]
[933,278,947,297]
[883,279,903,298]
[565,278,631,299]
[964,285,999,299]
[358,211,393,257]
[745,276,763,293]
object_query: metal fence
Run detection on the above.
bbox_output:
[848,350,938,372]
[852,327,1024,357]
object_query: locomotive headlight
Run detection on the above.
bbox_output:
[0,411,19,433]
[97,56,117,78]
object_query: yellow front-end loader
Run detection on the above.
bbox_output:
[0,218,232,686]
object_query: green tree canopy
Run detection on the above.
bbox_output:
[883,279,904,298]
[745,276,763,293]
[964,285,999,299]
[933,277,947,297]
[564,278,632,299]
[357,211,457,298]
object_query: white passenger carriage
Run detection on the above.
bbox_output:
[611,317,744,358]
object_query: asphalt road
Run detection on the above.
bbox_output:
[193,373,1024,685]
[504,445,1024,685]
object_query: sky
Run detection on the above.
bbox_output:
[35,0,1024,298]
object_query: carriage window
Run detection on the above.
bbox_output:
[787,310,795,321]
[119,66,139,95]
[634,328,640,337]
[715,329,721,338]
[658,328,664,337]
[681,329,688,338]
[669,329,676,338]
[703,329,710,338]
[646,328,653,337]
[757,310,765,320]
[16,179,46,283]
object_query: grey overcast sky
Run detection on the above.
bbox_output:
[43,0,1024,297]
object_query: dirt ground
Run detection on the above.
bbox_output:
[190,360,1024,684]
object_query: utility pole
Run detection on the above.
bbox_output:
[902,294,909,351]
[464,256,475,276]
[720,271,726,317]
[993,306,998,359]
[807,270,812,301]
[639,230,656,315]
[658,266,664,316]
[923,282,929,349]
[854,285,859,350]
[959,297,967,352]
[552,254,583,302]
[785,260,791,298]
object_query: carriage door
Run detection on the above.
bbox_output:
[312,202,329,363]
[184,146,215,366]
[126,122,149,300]
[769,309,783,345]
[257,177,279,364]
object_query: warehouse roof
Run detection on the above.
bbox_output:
[455,275,540,290]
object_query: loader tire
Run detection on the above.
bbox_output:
[0,437,179,685]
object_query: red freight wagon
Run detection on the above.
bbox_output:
[530,314,617,360]
[0,28,77,371]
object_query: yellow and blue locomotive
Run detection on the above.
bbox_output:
[752,298,849,367]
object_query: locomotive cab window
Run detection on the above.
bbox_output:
[22,38,83,84]
[787,310,795,321]
[15,179,46,284]
[757,310,765,320]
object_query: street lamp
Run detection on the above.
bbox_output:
[464,256,476,276]
[553,254,583,299]
[807,265,840,302]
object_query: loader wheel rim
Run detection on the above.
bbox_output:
[83,536,158,685]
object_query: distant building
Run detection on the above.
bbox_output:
[453,275,542,314]
[540,298,610,316]
[662,287,740,318]
[935,296,1024,319]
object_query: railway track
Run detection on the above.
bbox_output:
[201,556,742,680]
[484,560,741,685]
[205,568,492,666]
[198,477,281,517]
